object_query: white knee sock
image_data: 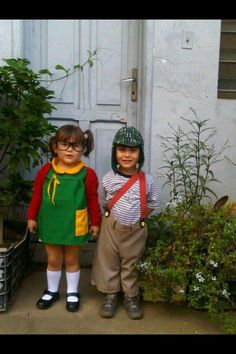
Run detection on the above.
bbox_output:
[42,269,62,300]
[66,270,80,302]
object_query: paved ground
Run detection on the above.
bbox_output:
[0,262,227,335]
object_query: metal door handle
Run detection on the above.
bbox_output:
[121,78,136,82]
[121,68,137,101]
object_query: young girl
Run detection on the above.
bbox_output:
[91,126,159,320]
[28,124,101,312]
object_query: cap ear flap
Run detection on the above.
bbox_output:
[111,145,118,173]
[137,147,145,171]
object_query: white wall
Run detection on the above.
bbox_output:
[144,20,236,208]
[0,20,23,62]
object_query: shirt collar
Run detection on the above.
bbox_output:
[52,158,85,174]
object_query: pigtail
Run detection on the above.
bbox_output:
[83,129,94,157]
[49,136,57,158]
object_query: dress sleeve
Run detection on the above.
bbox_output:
[27,163,51,220]
[85,167,101,227]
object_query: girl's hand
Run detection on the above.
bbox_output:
[89,225,100,239]
[28,219,37,234]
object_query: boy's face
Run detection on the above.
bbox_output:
[116,144,140,174]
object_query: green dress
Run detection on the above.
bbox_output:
[37,163,92,245]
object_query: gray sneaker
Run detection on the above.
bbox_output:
[124,296,143,320]
[100,294,118,318]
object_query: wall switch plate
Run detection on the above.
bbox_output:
[182,31,193,49]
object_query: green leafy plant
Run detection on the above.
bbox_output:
[158,108,229,209]
[137,112,236,333]
[0,58,56,206]
[138,203,236,334]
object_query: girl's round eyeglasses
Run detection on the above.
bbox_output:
[58,141,83,152]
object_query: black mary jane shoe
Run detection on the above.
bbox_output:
[66,292,81,312]
[36,289,60,310]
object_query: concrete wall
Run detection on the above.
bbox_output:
[145,20,236,207]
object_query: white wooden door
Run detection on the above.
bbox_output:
[23,20,141,181]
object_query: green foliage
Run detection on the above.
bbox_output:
[158,108,229,209]
[0,58,56,205]
[39,49,97,83]
[138,111,236,333]
[138,203,236,333]
[0,50,97,207]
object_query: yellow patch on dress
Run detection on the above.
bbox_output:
[75,208,89,236]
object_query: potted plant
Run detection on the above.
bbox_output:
[137,110,236,334]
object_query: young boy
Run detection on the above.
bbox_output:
[91,126,159,319]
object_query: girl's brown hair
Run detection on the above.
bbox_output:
[49,124,94,158]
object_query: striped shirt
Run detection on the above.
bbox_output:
[99,170,159,225]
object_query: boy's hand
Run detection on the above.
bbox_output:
[89,225,100,239]
[28,219,37,234]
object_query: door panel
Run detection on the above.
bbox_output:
[23,19,140,182]
[46,20,75,103]
[96,20,123,105]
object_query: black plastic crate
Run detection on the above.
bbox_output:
[0,246,13,293]
[0,229,30,311]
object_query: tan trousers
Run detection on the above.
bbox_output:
[91,213,148,297]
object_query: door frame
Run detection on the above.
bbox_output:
[139,20,155,173]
